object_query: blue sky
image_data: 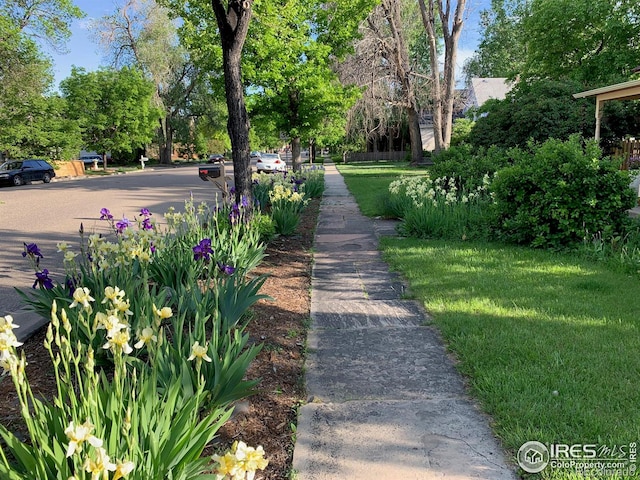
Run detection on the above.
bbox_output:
[47,0,488,88]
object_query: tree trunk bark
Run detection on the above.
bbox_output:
[291,137,302,172]
[211,0,253,204]
[159,116,173,165]
[418,0,466,152]
[408,107,422,164]
[222,46,252,202]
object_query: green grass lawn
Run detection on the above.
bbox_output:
[340,163,640,479]
[337,162,426,216]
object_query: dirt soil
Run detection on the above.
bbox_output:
[0,198,320,480]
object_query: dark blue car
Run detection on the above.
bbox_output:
[0,159,56,186]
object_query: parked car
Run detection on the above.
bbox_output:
[250,151,262,160]
[208,153,226,163]
[255,153,287,174]
[0,159,56,186]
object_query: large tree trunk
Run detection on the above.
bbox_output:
[159,116,173,165]
[379,0,423,164]
[291,137,302,172]
[212,0,253,204]
[418,0,466,153]
[408,107,423,164]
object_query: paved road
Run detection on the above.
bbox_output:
[0,165,229,322]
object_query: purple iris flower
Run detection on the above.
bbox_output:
[22,242,43,259]
[115,217,132,233]
[193,238,213,262]
[229,186,237,195]
[141,217,153,230]
[100,208,114,221]
[229,203,241,223]
[150,243,157,254]
[139,208,152,217]
[65,275,78,294]
[33,269,54,290]
[240,195,249,208]
[217,262,236,275]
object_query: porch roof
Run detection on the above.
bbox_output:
[573,79,640,139]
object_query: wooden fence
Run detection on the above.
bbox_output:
[614,139,640,170]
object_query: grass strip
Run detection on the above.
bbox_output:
[382,237,640,478]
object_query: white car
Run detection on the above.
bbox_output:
[255,153,287,173]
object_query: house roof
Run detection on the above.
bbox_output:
[468,78,513,107]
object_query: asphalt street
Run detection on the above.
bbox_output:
[0,164,229,324]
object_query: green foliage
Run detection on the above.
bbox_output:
[469,79,595,150]
[388,175,494,241]
[269,184,306,236]
[466,0,640,86]
[450,118,475,146]
[428,143,512,191]
[60,67,161,161]
[463,0,527,80]
[1,0,85,51]
[0,304,231,479]
[521,0,640,85]
[299,166,326,198]
[490,136,636,249]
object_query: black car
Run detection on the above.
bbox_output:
[0,159,56,186]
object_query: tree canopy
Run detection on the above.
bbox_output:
[60,67,161,166]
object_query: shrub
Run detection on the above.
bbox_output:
[388,174,494,241]
[490,136,636,249]
[429,143,512,191]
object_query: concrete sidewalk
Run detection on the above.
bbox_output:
[292,162,517,479]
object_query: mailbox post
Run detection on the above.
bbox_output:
[198,162,230,199]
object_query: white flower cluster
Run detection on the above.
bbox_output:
[0,315,22,375]
[389,173,493,209]
[65,419,134,479]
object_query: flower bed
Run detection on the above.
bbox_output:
[0,170,324,479]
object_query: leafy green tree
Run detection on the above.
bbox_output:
[469,79,595,149]
[462,0,526,81]
[468,0,640,86]
[60,67,161,168]
[11,95,82,160]
[96,0,213,165]
[521,0,640,85]
[247,0,363,171]
[0,16,57,159]
[1,0,84,51]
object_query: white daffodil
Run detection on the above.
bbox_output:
[0,315,18,333]
[65,420,103,457]
[70,287,95,309]
[187,341,212,363]
[83,446,116,480]
[134,327,157,349]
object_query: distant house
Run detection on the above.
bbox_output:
[464,78,514,115]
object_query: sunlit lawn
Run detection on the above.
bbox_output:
[339,164,640,478]
[337,162,426,216]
